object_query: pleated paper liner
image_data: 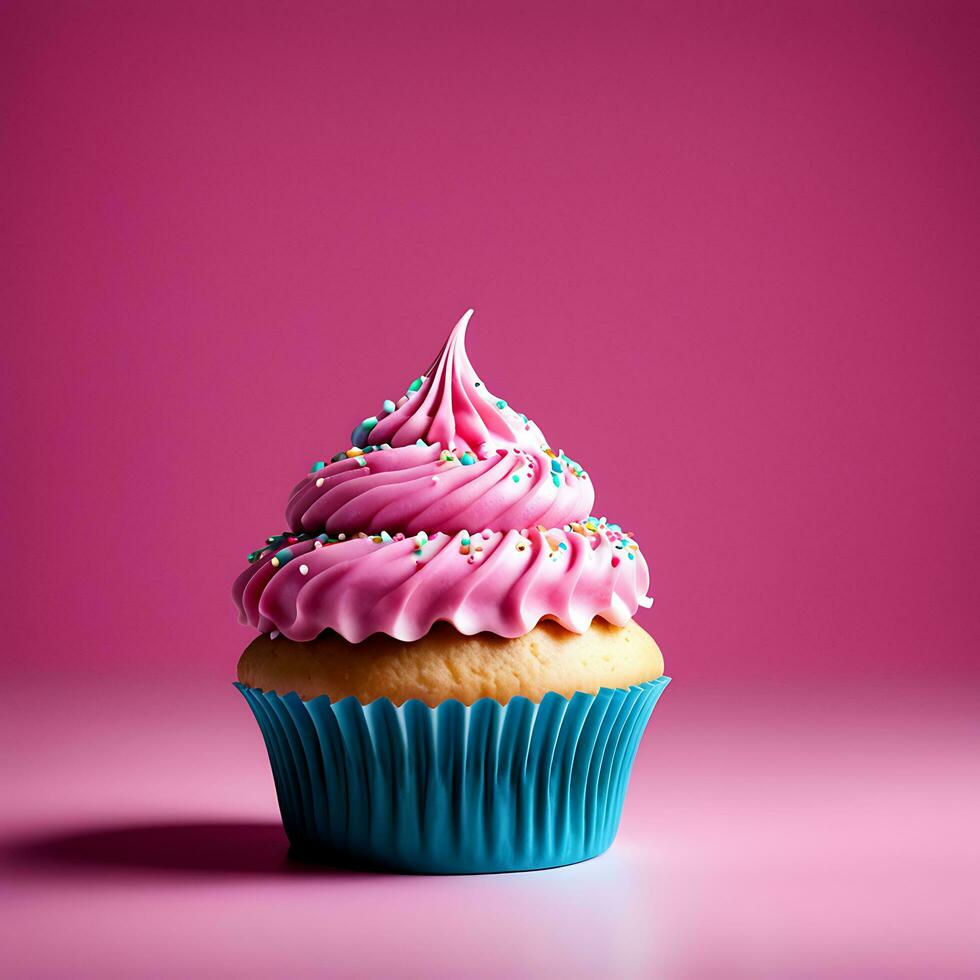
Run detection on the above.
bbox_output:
[237,676,670,874]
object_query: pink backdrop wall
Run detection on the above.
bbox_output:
[3,0,978,688]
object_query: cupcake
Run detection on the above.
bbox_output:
[233,310,670,873]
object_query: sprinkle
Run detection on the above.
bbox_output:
[270,630,280,640]
[362,416,378,431]
[461,535,471,547]
[346,448,363,458]
[550,459,562,473]
[314,540,323,549]
[315,477,325,487]
[440,450,456,463]
[380,531,392,542]
[270,547,294,568]
[558,542,567,551]
[520,413,528,424]
[331,452,347,463]
[338,533,346,540]
[416,438,428,447]
[516,541,527,552]
[408,376,425,392]
[397,396,408,408]
[611,556,620,568]
[355,457,367,467]
[460,451,476,465]
[311,461,325,472]
[512,474,520,483]
[627,552,634,560]
[551,475,561,488]
[382,399,396,414]
[299,564,309,575]
[496,399,507,409]
[414,531,428,554]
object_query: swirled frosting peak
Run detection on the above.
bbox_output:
[234,310,653,643]
[351,309,546,455]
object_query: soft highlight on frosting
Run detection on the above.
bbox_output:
[234,310,652,642]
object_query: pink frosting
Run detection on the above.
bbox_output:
[234,310,653,642]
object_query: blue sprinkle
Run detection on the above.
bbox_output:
[310,461,325,473]
[272,547,294,566]
[331,452,346,463]
[558,542,568,551]
[627,552,634,560]
[380,531,392,542]
[416,438,428,447]
[520,413,528,424]
[496,399,507,410]
[316,534,329,544]
[607,523,621,532]
[550,459,562,473]
[460,452,476,466]
[551,475,561,487]
[382,399,396,414]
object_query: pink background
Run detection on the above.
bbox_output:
[2,2,978,977]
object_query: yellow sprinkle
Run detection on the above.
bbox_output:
[346,448,363,457]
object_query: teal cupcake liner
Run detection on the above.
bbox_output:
[236,676,670,874]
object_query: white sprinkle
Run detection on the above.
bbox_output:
[338,533,346,541]
[314,540,323,549]
[315,477,325,487]
[270,630,280,640]
[299,564,309,575]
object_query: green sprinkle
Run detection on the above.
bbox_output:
[271,547,294,567]
[362,416,378,431]
[512,474,520,483]
[408,376,424,392]
[460,451,476,465]
[552,474,561,487]
[355,457,367,467]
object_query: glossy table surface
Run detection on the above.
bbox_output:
[2,675,976,978]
